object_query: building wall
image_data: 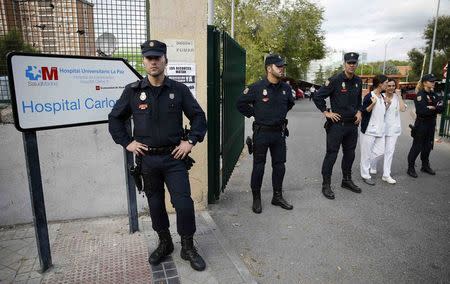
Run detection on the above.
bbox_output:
[0,123,149,226]
[150,0,208,211]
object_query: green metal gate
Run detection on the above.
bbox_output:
[439,62,450,138]
[207,26,246,203]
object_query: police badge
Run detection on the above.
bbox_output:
[140,92,146,101]
[169,93,175,99]
[417,96,422,102]
[342,82,346,89]
[243,87,249,95]
[263,89,268,96]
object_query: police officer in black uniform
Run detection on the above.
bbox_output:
[108,40,207,271]
[313,52,363,199]
[236,54,295,214]
[407,73,443,177]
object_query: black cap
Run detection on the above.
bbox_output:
[265,54,286,67]
[141,40,167,57]
[344,52,359,63]
[421,73,437,82]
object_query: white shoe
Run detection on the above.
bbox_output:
[370,169,377,175]
[382,176,396,184]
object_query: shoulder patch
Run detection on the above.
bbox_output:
[417,96,422,101]
[325,80,330,87]
[243,87,249,95]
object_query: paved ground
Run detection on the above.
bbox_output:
[0,212,255,283]
[209,99,450,283]
[1,99,449,284]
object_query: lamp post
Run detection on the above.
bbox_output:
[428,0,440,73]
[382,36,403,74]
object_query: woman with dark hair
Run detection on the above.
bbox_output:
[407,74,444,177]
[378,78,406,184]
[359,74,388,185]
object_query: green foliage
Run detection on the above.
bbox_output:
[113,50,146,75]
[214,0,326,84]
[424,15,450,54]
[314,65,325,85]
[407,15,450,81]
[0,30,38,76]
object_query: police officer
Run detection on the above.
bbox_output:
[236,54,295,214]
[407,73,443,177]
[108,40,207,271]
[313,52,362,199]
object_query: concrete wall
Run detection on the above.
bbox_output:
[0,123,148,226]
[150,0,209,210]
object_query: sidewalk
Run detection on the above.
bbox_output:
[0,212,255,284]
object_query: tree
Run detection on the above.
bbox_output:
[314,64,325,85]
[407,15,450,80]
[0,30,38,76]
[424,15,450,54]
[214,0,326,84]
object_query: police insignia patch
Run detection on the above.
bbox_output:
[263,89,268,96]
[169,93,175,99]
[140,92,146,101]
[325,80,330,86]
[243,87,249,95]
[283,90,286,95]
[417,96,422,101]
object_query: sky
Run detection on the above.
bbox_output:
[311,0,450,62]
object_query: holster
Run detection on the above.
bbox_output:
[184,155,196,170]
[129,154,143,193]
[408,124,416,138]
[246,136,253,155]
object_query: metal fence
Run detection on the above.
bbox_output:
[0,0,149,103]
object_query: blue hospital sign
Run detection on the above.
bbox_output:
[7,53,142,132]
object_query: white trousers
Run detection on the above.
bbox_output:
[360,132,385,179]
[382,135,398,177]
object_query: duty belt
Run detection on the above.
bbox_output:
[143,145,176,155]
[330,117,356,124]
[416,116,436,121]
[253,122,284,132]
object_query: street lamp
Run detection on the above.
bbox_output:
[382,36,404,74]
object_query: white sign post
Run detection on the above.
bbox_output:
[7,53,142,272]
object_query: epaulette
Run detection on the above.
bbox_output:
[130,80,141,89]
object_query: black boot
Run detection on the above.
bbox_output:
[148,229,174,265]
[421,163,436,175]
[407,164,418,178]
[271,189,293,210]
[322,176,335,199]
[341,174,362,193]
[180,235,206,271]
[252,191,262,214]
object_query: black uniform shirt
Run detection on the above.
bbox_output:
[313,72,362,119]
[108,76,207,147]
[414,89,442,119]
[236,78,295,126]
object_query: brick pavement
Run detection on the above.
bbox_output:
[0,212,255,284]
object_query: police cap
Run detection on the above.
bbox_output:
[141,40,167,57]
[421,73,437,82]
[344,52,359,63]
[265,54,286,67]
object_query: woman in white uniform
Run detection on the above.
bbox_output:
[360,74,388,185]
[378,78,406,184]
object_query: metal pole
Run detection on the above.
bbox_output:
[23,131,52,272]
[231,0,235,38]
[420,53,427,79]
[208,0,214,25]
[124,119,139,233]
[146,0,150,39]
[428,0,440,73]
[383,42,388,74]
